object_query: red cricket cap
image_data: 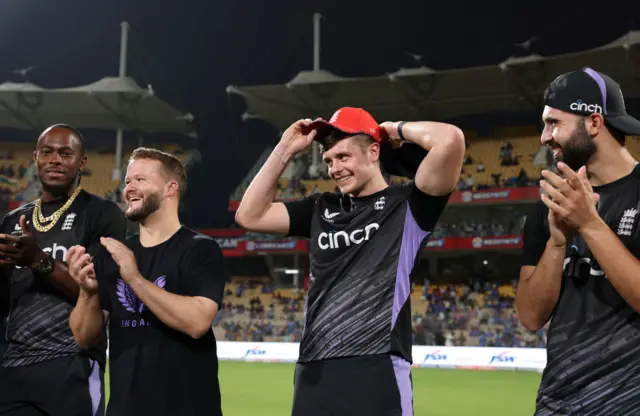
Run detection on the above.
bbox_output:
[309,107,427,179]
[309,107,387,142]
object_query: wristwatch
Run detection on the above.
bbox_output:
[33,254,55,275]
[397,121,408,141]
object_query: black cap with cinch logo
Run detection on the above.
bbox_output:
[544,67,640,136]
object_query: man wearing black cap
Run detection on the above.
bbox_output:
[517,67,640,415]
[236,107,465,415]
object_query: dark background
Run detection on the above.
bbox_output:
[0,0,636,227]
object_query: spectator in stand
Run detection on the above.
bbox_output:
[491,172,502,187]
[465,174,474,190]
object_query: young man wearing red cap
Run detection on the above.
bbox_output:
[236,107,465,415]
[517,67,640,415]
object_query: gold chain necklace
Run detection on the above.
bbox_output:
[32,187,83,233]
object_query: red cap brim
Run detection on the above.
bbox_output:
[309,118,384,142]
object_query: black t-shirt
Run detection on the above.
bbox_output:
[285,182,449,363]
[521,164,640,415]
[0,190,126,367]
[96,227,228,416]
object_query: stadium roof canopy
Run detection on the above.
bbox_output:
[226,31,640,132]
[0,76,196,137]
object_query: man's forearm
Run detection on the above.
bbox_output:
[128,274,215,339]
[235,144,293,226]
[516,240,566,330]
[69,291,105,348]
[581,218,640,313]
[396,121,465,196]
[399,121,464,152]
[32,253,79,299]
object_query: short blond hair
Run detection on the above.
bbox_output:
[129,147,187,198]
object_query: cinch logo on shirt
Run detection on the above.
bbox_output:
[570,100,603,114]
[317,223,380,250]
[15,243,69,269]
[43,243,69,261]
[117,275,166,328]
[563,250,606,279]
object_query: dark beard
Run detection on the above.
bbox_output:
[41,177,77,199]
[560,120,597,171]
[126,191,162,222]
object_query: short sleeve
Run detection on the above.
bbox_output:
[283,194,320,238]
[85,201,127,258]
[521,201,550,267]
[0,215,8,317]
[93,247,120,313]
[406,182,451,232]
[181,236,230,306]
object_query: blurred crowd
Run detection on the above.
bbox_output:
[412,280,546,348]
[214,280,305,343]
[213,278,546,349]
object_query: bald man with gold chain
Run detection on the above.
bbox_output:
[0,124,126,416]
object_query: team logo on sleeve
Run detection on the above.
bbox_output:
[117,275,166,328]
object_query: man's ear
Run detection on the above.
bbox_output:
[587,113,605,137]
[369,141,381,162]
[165,180,180,198]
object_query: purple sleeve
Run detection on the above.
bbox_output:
[405,182,451,232]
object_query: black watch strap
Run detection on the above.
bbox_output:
[397,121,408,141]
[33,254,55,275]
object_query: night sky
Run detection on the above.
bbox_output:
[0,0,636,227]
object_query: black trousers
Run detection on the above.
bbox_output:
[292,354,413,416]
[0,355,105,416]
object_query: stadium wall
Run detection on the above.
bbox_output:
[215,342,546,372]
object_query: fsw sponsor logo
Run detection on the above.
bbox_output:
[243,346,266,358]
[117,275,166,328]
[570,99,603,114]
[318,223,379,250]
[489,351,516,364]
[423,349,447,362]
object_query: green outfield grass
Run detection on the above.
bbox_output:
[105,361,541,415]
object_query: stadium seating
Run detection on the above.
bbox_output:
[213,278,545,348]
[0,141,192,202]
